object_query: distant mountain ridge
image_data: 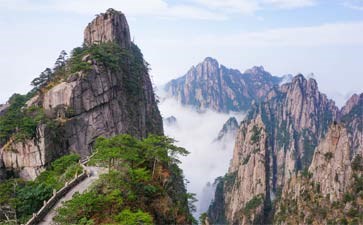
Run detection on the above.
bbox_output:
[164,57,284,112]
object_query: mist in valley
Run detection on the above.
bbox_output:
[158,97,245,216]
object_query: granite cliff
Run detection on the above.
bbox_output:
[0,8,162,180]
[274,94,362,224]
[164,57,282,112]
[214,117,239,142]
[208,75,349,225]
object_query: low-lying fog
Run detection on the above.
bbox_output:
[158,97,245,217]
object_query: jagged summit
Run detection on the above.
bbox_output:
[203,57,219,66]
[215,117,239,142]
[164,58,283,112]
[244,66,266,75]
[341,93,362,115]
[84,8,131,48]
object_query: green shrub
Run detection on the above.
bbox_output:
[115,209,153,225]
[250,125,261,144]
[352,155,363,171]
[0,94,45,145]
[54,191,105,225]
[243,154,251,165]
[0,154,82,223]
[54,135,193,225]
[243,194,264,215]
[343,193,354,203]
[324,152,334,161]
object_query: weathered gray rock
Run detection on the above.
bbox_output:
[43,81,77,111]
[341,93,363,156]
[0,103,9,116]
[63,65,163,158]
[275,120,362,224]
[164,57,282,112]
[215,117,239,142]
[341,93,360,116]
[225,115,267,224]
[0,9,163,179]
[308,123,352,201]
[0,125,67,180]
[84,8,131,49]
[209,74,341,225]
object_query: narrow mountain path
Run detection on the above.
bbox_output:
[38,166,107,225]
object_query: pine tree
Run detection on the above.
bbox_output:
[30,68,53,90]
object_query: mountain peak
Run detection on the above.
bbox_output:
[244,66,266,75]
[341,93,362,116]
[215,117,239,142]
[202,57,219,67]
[292,74,306,84]
[84,8,131,48]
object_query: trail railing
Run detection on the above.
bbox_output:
[23,153,97,225]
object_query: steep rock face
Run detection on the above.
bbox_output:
[43,81,77,111]
[0,9,163,179]
[164,58,282,112]
[341,93,363,156]
[224,115,268,225]
[275,122,363,224]
[248,75,339,188]
[209,75,340,225]
[308,124,352,201]
[63,61,163,157]
[0,104,9,116]
[84,8,131,49]
[215,117,239,142]
[341,93,360,116]
[0,125,67,180]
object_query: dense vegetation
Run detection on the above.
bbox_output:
[0,154,81,224]
[0,93,44,146]
[54,134,195,225]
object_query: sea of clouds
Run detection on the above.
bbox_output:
[158,97,244,217]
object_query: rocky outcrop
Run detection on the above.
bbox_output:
[0,9,163,179]
[63,58,163,157]
[0,104,9,116]
[247,75,339,188]
[209,75,341,225]
[225,115,268,224]
[214,117,239,144]
[308,123,352,201]
[84,8,131,49]
[275,122,363,224]
[341,93,360,116]
[1,125,67,180]
[341,93,363,157]
[164,57,282,112]
[43,81,77,111]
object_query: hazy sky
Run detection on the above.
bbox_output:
[1,0,363,106]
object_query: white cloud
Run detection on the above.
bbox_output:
[158,97,244,217]
[0,0,318,20]
[0,0,227,20]
[193,0,260,14]
[193,0,316,14]
[262,0,317,9]
[145,21,363,48]
[343,0,363,10]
